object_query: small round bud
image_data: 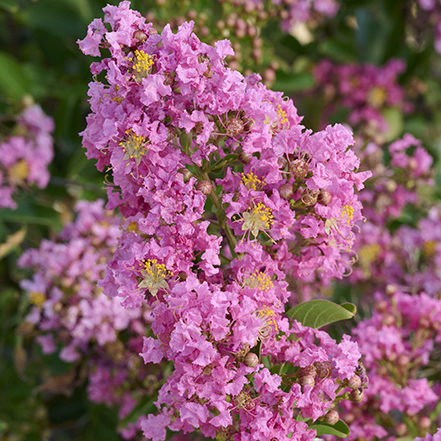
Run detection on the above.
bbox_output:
[385,284,397,296]
[263,68,276,84]
[297,365,316,378]
[247,26,257,37]
[347,375,362,390]
[133,30,147,42]
[418,416,431,430]
[244,352,259,367]
[195,180,213,195]
[344,412,355,424]
[253,48,263,60]
[375,300,389,313]
[382,313,395,326]
[397,354,410,366]
[178,168,193,183]
[239,151,252,165]
[324,410,339,425]
[53,302,63,313]
[318,189,332,205]
[377,365,388,376]
[216,20,225,30]
[244,0,255,12]
[187,9,197,20]
[298,375,315,388]
[226,118,244,138]
[226,13,237,27]
[396,423,407,437]
[253,37,263,48]
[279,183,294,200]
[386,179,397,192]
[200,27,210,38]
[349,389,364,403]
[408,157,418,171]
[145,12,155,22]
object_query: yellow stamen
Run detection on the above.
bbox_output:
[29,291,45,307]
[341,204,354,226]
[241,172,265,191]
[277,105,288,124]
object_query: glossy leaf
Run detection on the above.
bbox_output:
[286,300,356,328]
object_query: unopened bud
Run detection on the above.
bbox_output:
[324,410,339,425]
[279,183,294,200]
[344,412,355,424]
[195,180,213,195]
[385,284,397,296]
[239,151,251,164]
[396,423,407,437]
[382,313,395,326]
[350,389,364,402]
[178,168,193,183]
[318,189,332,206]
[418,416,431,430]
[298,375,315,388]
[347,375,362,390]
[386,179,397,192]
[375,300,389,313]
[397,354,410,366]
[408,157,418,171]
[244,352,259,367]
[187,9,197,20]
[133,30,147,42]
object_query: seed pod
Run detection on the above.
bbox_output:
[289,159,309,178]
[301,189,319,206]
[315,361,333,378]
[226,118,244,138]
[418,416,431,430]
[195,180,213,195]
[324,410,339,425]
[244,352,259,367]
[396,423,407,437]
[178,168,193,183]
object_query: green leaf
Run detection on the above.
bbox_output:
[286,300,356,328]
[0,0,18,13]
[0,52,30,98]
[382,107,403,143]
[308,420,350,437]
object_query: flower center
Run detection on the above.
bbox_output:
[341,204,354,226]
[241,172,265,191]
[138,259,173,296]
[120,130,148,165]
[241,202,274,237]
[127,50,154,80]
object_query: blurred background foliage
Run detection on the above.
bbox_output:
[0,0,440,439]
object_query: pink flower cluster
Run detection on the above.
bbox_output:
[0,105,54,209]
[19,199,165,439]
[78,2,370,439]
[314,59,409,140]
[355,133,433,226]
[19,199,140,361]
[333,290,441,440]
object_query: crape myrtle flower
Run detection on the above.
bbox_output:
[78,3,369,439]
[329,290,441,441]
[0,104,54,209]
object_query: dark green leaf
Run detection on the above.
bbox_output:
[0,0,18,13]
[0,52,30,98]
[308,420,350,437]
[286,300,356,328]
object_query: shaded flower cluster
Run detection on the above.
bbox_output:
[332,290,441,440]
[0,104,54,209]
[313,59,409,142]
